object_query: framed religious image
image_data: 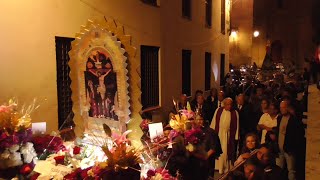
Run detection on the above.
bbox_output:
[69,19,132,138]
[84,49,118,120]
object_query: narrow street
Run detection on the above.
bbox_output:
[306,85,320,180]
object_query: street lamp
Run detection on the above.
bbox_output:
[231,30,238,38]
[253,30,260,37]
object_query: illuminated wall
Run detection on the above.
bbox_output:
[0,0,229,134]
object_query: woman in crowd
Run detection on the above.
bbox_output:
[235,133,260,166]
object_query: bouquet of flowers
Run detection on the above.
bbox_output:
[143,168,177,180]
[32,134,66,159]
[140,119,151,133]
[64,124,142,180]
[0,99,39,179]
[184,128,204,152]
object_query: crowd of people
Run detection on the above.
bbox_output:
[163,76,307,180]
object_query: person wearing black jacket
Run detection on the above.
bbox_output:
[275,100,304,180]
[206,88,218,123]
[235,94,254,152]
[192,94,211,124]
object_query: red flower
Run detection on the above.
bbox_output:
[54,155,65,165]
[30,172,40,180]
[20,164,32,175]
[64,168,81,180]
[80,167,91,179]
[73,146,81,155]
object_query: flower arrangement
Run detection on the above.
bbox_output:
[0,99,34,135]
[32,134,65,159]
[169,100,194,132]
[63,124,142,179]
[32,142,108,179]
[184,128,204,152]
[144,168,177,180]
[0,99,39,179]
[140,119,151,133]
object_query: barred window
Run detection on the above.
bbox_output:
[220,53,226,85]
[182,0,192,19]
[55,36,74,129]
[205,0,212,27]
[205,52,212,91]
[182,49,192,96]
[141,45,160,110]
[221,0,226,34]
[141,0,160,7]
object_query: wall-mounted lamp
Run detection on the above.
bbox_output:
[253,30,260,37]
[231,30,238,38]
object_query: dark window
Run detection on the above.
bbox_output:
[182,50,192,96]
[182,0,192,19]
[55,36,75,129]
[221,0,226,34]
[277,0,283,8]
[205,0,212,27]
[141,45,160,110]
[205,52,212,91]
[220,53,225,85]
[141,0,159,7]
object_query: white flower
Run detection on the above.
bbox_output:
[9,144,20,153]
[7,152,23,167]
[20,142,37,163]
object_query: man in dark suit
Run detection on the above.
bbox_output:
[206,88,218,124]
[235,94,253,150]
[275,100,304,180]
[192,94,210,124]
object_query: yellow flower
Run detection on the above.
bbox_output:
[186,143,194,152]
[98,161,108,168]
[169,114,189,131]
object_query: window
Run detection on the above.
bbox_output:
[277,0,283,9]
[182,50,192,96]
[141,45,160,110]
[205,0,212,27]
[220,53,225,85]
[141,0,160,7]
[205,52,212,91]
[182,0,192,19]
[221,0,226,34]
[55,36,75,129]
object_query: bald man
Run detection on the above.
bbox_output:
[275,100,304,180]
[210,98,239,174]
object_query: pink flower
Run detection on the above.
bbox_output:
[179,110,195,119]
[112,130,132,145]
[184,128,204,145]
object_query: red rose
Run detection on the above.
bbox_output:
[20,164,32,175]
[54,155,65,165]
[73,146,81,155]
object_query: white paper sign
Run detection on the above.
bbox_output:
[32,122,46,134]
[148,123,163,142]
